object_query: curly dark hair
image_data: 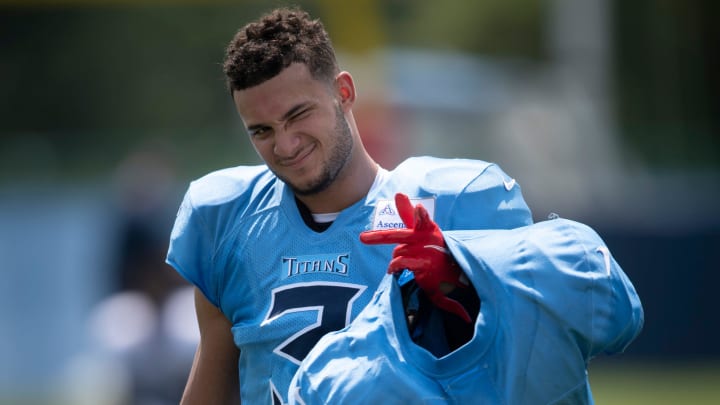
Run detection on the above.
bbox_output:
[223,7,339,92]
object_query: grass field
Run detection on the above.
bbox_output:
[589,360,720,404]
[2,361,718,404]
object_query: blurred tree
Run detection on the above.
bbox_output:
[0,4,265,179]
[2,0,717,182]
[382,0,548,59]
[317,0,385,52]
[612,0,719,168]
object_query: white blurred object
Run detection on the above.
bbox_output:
[57,287,199,405]
[87,291,158,352]
[162,286,200,345]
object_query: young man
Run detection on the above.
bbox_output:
[166,7,534,404]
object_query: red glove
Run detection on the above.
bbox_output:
[360,193,472,323]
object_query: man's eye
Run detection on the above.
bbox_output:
[251,128,270,138]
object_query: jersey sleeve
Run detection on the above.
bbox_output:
[588,242,645,356]
[290,219,643,404]
[445,219,644,362]
[166,187,220,306]
[389,157,533,230]
[450,162,533,230]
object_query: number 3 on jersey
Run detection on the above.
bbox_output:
[262,281,367,364]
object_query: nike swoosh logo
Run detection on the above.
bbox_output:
[503,178,516,191]
[596,246,612,276]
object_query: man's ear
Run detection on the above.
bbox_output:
[335,71,356,109]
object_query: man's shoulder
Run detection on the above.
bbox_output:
[390,156,502,190]
[392,156,497,177]
[185,164,277,209]
[383,156,531,229]
[394,156,494,172]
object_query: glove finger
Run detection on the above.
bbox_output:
[394,193,416,229]
[414,203,441,234]
[387,255,432,274]
[392,243,421,258]
[360,229,419,245]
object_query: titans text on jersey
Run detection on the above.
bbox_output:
[283,253,350,278]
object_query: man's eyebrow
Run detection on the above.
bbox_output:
[281,101,313,121]
[245,102,313,133]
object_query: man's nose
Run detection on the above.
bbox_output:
[273,127,301,157]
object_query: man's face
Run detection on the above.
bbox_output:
[233,63,353,196]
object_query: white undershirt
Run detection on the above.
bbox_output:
[310,166,389,224]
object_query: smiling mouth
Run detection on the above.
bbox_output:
[278,144,316,168]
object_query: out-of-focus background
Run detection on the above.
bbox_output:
[1,0,718,404]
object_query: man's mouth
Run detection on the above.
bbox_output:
[278,143,316,168]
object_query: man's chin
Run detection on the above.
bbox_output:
[288,176,332,196]
[291,182,329,196]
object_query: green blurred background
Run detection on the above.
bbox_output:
[1,0,718,404]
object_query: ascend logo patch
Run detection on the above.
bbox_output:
[371,196,436,230]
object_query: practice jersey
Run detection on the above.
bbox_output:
[166,156,533,404]
[289,218,644,405]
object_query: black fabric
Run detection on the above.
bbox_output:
[294,197,332,232]
[401,279,481,356]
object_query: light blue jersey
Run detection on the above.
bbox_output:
[166,156,533,404]
[289,218,644,405]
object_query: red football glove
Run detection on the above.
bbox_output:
[360,193,472,323]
